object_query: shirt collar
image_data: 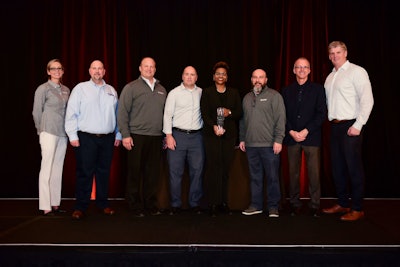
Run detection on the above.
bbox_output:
[180,82,198,91]
[333,60,350,72]
[48,80,61,88]
[89,79,106,88]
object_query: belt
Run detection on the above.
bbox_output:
[331,119,353,124]
[173,127,201,134]
[79,131,113,137]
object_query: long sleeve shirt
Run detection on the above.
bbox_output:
[239,86,286,147]
[32,80,70,136]
[65,79,121,141]
[117,77,167,137]
[281,80,327,146]
[200,85,243,140]
[163,83,203,134]
[324,60,374,131]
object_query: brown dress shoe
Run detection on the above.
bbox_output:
[103,207,115,215]
[341,210,365,221]
[72,210,84,220]
[322,204,350,214]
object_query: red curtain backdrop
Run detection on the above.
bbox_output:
[1,0,398,199]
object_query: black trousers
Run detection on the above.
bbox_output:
[125,134,163,211]
[203,135,236,206]
[74,132,115,211]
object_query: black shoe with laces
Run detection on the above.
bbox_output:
[309,208,321,217]
[169,207,181,215]
[191,206,202,214]
[219,203,232,215]
[42,210,55,216]
[52,208,67,213]
[209,205,218,217]
[290,205,301,216]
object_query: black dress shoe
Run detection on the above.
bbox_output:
[219,203,232,215]
[209,205,218,217]
[42,210,55,216]
[52,208,67,213]
[169,207,181,215]
[191,206,202,214]
[309,208,321,217]
[290,205,301,216]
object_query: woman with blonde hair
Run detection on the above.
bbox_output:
[32,59,70,215]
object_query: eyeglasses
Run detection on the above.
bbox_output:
[215,72,227,77]
[49,67,63,71]
[294,66,310,70]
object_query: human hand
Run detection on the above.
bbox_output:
[239,141,246,152]
[122,137,134,150]
[70,140,80,147]
[273,142,282,155]
[165,134,176,150]
[114,139,121,147]
[214,125,225,136]
[347,126,360,136]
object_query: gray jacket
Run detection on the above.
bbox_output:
[32,80,70,136]
[239,87,286,147]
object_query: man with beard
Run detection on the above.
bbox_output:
[239,69,286,218]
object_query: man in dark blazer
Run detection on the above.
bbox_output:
[281,57,327,217]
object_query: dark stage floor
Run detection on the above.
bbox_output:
[0,198,399,266]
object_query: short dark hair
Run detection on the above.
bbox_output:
[212,61,229,74]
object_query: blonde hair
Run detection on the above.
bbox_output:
[47,59,63,71]
[46,59,64,83]
[328,41,347,52]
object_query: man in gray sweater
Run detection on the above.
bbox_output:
[239,69,286,218]
[118,57,167,217]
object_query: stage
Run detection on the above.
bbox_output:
[1,199,399,266]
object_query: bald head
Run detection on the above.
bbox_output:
[182,66,198,89]
[89,60,106,85]
[251,69,268,93]
[139,57,156,81]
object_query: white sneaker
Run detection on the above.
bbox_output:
[242,206,262,215]
[268,208,279,218]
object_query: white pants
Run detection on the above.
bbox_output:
[38,132,67,211]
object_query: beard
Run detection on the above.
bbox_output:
[252,82,265,95]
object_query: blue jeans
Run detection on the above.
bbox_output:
[167,130,204,208]
[246,146,281,210]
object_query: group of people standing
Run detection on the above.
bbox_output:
[32,41,373,222]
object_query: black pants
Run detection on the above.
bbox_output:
[203,135,236,206]
[125,134,163,211]
[74,132,115,211]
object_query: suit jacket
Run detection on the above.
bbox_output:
[281,80,327,146]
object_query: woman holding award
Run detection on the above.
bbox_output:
[200,61,242,217]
